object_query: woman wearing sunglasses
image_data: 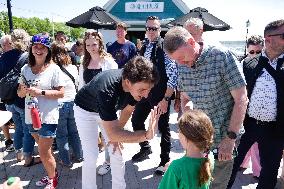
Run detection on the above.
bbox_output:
[17,34,65,189]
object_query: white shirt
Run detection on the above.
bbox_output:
[247,53,283,122]
[58,64,78,103]
[20,64,65,124]
[78,56,118,90]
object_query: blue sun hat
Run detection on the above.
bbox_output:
[31,34,51,48]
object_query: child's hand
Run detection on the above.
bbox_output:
[146,106,161,140]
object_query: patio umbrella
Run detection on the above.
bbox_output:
[167,7,231,31]
[66,6,121,30]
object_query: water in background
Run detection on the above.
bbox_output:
[220,41,246,58]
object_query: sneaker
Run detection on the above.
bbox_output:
[36,171,59,187]
[131,148,152,162]
[74,157,84,163]
[5,139,15,152]
[154,162,169,175]
[44,177,58,189]
[98,162,111,175]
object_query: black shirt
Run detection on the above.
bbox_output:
[74,69,137,121]
[83,68,102,84]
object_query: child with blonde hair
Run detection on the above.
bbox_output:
[159,110,214,189]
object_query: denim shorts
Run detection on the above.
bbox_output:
[28,123,57,138]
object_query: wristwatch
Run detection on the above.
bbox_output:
[164,96,171,102]
[227,131,237,140]
[41,90,46,96]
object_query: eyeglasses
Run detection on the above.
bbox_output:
[268,33,284,39]
[249,50,262,55]
[145,27,159,32]
[32,35,51,48]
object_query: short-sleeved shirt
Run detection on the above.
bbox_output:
[107,41,137,68]
[74,69,137,121]
[178,45,246,147]
[20,63,65,124]
[158,156,212,189]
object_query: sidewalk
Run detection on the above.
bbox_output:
[1,110,282,189]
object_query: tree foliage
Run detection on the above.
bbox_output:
[0,11,85,41]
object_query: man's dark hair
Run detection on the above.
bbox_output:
[146,15,159,22]
[247,35,264,48]
[122,56,159,85]
[264,19,284,36]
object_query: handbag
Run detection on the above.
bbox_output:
[0,52,28,103]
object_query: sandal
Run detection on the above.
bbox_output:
[24,157,42,167]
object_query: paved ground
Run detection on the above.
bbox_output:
[1,109,283,189]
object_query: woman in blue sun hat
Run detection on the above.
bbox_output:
[17,34,65,189]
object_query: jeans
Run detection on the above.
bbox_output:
[74,105,126,189]
[6,104,35,156]
[28,123,57,138]
[56,101,83,165]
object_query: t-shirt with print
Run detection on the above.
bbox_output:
[19,63,65,124]
[74,69,137,121]
[107,41,137,68]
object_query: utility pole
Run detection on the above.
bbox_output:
[244,19,250,56]
[7,0,13,33]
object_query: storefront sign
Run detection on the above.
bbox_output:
[125,2,164,12]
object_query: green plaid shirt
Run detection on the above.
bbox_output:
[178,45,246,148]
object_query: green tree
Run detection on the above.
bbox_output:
[0,11,85,40]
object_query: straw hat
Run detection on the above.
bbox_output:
[0,111,12,126]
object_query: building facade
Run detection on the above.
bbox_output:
[100,0,190,44]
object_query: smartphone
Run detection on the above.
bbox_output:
[21,75,30,87]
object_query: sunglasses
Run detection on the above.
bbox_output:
[268,33,284,39]
[145,27,159,31]
[249,50,262,55]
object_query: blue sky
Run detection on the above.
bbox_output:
[1,0,283,41]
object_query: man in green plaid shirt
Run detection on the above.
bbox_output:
[164,27,248,189]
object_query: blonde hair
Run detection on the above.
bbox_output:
[10,29,30,52]
[178,110,214,186]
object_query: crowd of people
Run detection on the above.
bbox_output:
[0,16,283,189]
